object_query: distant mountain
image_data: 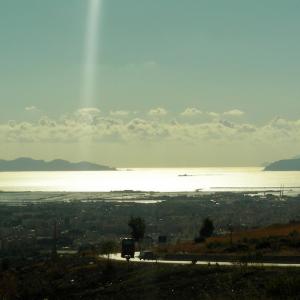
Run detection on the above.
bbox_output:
[0,158,115,172]
[264,158,300,171]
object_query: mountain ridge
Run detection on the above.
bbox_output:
[264,158,300,171]
[0,157,115,172]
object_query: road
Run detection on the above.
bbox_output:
[102,253,300,268]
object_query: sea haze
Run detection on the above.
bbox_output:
[1,168,300,194]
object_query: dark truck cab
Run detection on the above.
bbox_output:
[121,238,135,259]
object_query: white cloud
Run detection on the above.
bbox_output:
[207,112,220,118]
[76,107,100,116]
[148,107,168,117]
[25,106,39,112]
[223,109,245,117]
[181,107,202,116]
[2,110,300,150]
[219,120,235,129]
[73,107,101,125]
[110,110,130,117]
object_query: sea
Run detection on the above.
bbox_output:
[0,167,300,195]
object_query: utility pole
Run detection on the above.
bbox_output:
[279,184,284,199]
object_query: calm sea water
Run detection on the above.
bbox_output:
[0,167,300,194]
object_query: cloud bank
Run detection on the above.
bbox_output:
[1,109,300,148]
[181,107,203,116]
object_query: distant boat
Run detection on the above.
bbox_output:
[178,174,193,177]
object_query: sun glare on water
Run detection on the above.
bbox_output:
[1,168,300,194]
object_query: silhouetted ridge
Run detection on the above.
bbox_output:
[264,158,300,171]
[0,157,115,171]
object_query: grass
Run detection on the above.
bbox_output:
[2,256,300,299]
[157,222,300,256]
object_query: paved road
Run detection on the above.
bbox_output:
[102,253,300,268]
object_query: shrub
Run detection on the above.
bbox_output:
[194,236,205,244]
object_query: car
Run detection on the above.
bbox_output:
[139,251,157,260]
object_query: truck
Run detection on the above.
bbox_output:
[121,238,135,259]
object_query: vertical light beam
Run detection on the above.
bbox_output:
[81,0,102,107]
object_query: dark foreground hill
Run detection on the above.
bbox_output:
[0,157,115,171]
[264,158,300,171]
[1,256,300,299]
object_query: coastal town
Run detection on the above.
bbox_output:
[1,191,300,258]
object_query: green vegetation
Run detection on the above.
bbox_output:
[128,216,146,242]
[2,193,300,298]
[100,240,118,260]
[158,221,300,262]
[195,217,215,243]
[1,256,300,299]
[200,218,214,239]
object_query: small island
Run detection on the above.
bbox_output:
[264,158,300,171]
[0,157,115,172]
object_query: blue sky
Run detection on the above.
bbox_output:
[1,0,300,166]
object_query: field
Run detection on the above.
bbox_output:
[158,222,300,256]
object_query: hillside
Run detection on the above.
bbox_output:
[0,158,115,172]
[264,159,300,171]
[1,256,300,299]
[264,158,300,171]
[159,222,300,256]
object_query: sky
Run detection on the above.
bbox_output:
[1,0,300,167]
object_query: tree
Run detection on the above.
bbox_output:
[100,240,118,260]
[128,217,146,242]
[200,218,214,239]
